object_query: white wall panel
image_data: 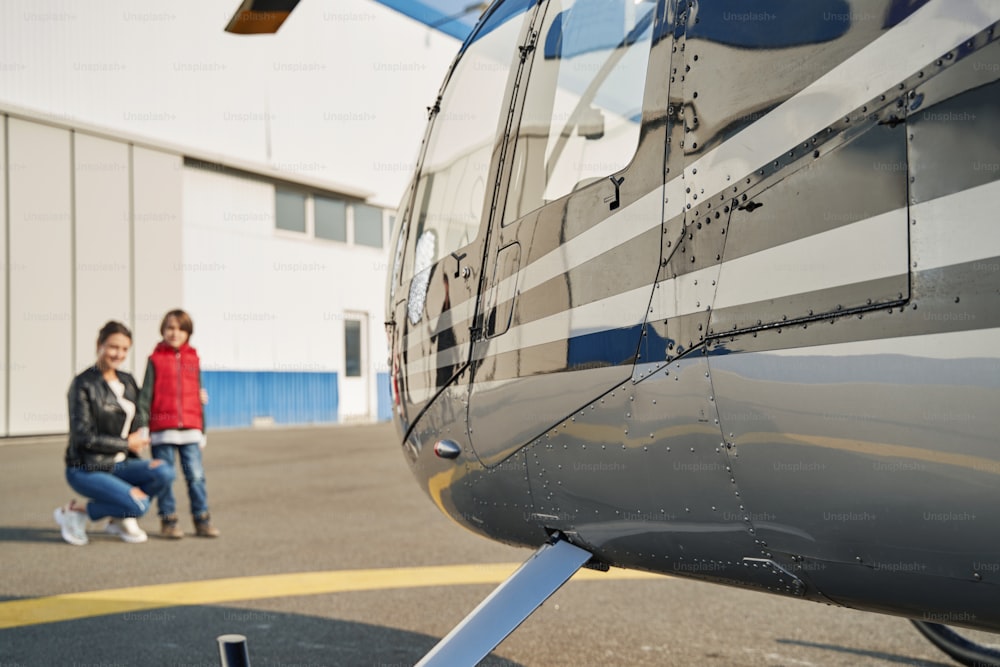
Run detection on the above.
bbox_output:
[8,118,72,435]
[132,146,182,364]
[74,133,131,373]
[180,167,273,371]
[0,117,7,435]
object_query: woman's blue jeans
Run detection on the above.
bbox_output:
[152,443,210,518]
[66,459,175,520]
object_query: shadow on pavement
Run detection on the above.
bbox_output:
[0,525,65,544]
[0,603,526,667]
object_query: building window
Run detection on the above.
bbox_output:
[275,189,306,232]
[274,186,386,247]
[353,203,383,248]
[315,196,347,242]
[345,319,362,377]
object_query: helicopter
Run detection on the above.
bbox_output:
[379,0,1000,664]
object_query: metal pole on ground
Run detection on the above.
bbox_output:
[217,633,251,667]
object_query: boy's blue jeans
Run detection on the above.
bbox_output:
[152,443,210,518]
[66,459,175,520]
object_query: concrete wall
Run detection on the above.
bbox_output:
[7,118,73,434]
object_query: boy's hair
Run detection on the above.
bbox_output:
[160,309,194,336]
[97,320,132,347]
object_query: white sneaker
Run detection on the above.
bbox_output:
[105,517,148,543]
[54,505,88,546]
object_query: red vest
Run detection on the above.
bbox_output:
[148,341,204,432]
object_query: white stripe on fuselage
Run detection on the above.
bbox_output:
[751,327,1000,361]
[712,208,908,310]
[474,284,653,360]
[911,179,1000,273]
[651,207,910,323]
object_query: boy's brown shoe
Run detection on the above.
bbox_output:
[194,513,220,538]
[160,515,184,539]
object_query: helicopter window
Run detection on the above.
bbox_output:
[504,0,656,223]
[404,1,535,279]
[408,229,437,325]
[387,186,410,305]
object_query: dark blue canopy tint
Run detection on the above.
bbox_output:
[463,0,536,51]
[686,0,853,49]
[371,0,533,42]
[372,0,486,41]
[884,0,932,29]
[370,0,930,45]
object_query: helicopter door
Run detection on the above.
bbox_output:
[466,0,667,467]
[388,2,539,432]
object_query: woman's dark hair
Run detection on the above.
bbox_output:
[97,321,132,347]
[160,309,194,336]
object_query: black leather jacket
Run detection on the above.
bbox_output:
[64,367,145,471]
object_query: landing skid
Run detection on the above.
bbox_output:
[911,620,1000,667]
[416,535,593,666]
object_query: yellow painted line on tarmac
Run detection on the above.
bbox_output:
[0,563,666,630]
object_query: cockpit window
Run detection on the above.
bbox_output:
[407,230,437,324]
[504,0,657,223]
[403,1,535,280]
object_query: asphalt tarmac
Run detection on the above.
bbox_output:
[0,423,987,667]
